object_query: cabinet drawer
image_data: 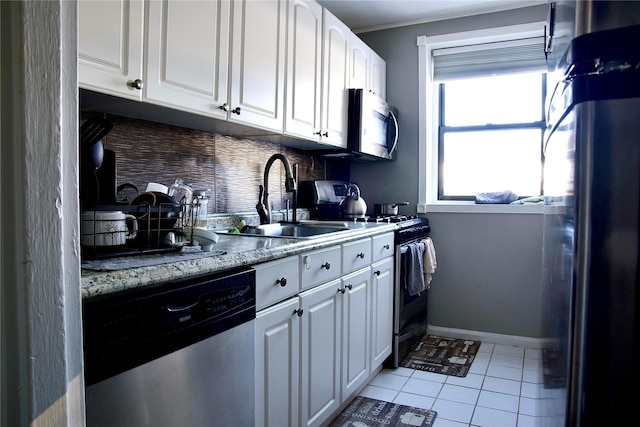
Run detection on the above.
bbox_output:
[372,232,395,263]
[255,256,300,310]
[342,238,372,275]
[300,245,341,291]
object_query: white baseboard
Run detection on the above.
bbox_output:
[427,325,544,349]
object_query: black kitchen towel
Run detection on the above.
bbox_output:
[404,241,426,296]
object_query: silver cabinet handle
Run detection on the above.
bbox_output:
[276,277,287,287]
[127,79,144,90]
[231,107,241,115]
[218,103,229,112]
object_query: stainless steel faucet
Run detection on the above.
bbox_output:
[256,154,298,224]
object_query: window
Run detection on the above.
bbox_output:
[416,23,549,210]
[438,72,546,200]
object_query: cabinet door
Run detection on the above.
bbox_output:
[229,0,286,132]
[78,0,145,100]
[300,245,342,291]
[284,0,323,141]
[370,49,387,99]
[372,232,394,263]
[320,9,350,148]
[349,34,369,90]
[255,255,300,311]
[299,279,342,427]
[343,238,372,275]
[145,0,230,119]
[256,298,300,427]
[340,268,370,399]
[370,257,394,368]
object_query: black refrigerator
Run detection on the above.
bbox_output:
[542,1,640,426]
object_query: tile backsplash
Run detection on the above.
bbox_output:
[93,114,350,214]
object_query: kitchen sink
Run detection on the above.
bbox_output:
[230,223,350,239]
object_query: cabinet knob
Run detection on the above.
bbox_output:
[127,79,144,90]
[276,277,287,287]
[374,270,381,276]
[321,262,331,270]
[338,284,353,294]
[231,107,241,115]
[383,244,390,250]
[218,103,229,112]
[313,131,329,137]
[293,308,304,317]
[357,252,365,259]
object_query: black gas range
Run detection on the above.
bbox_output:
[353,215,430,244]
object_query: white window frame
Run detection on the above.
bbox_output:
[417,22,547,214]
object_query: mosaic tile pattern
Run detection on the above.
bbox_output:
[88,114,350,214]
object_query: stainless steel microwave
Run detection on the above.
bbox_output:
[347,88,398,160]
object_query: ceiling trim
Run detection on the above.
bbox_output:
[351,0,548,34]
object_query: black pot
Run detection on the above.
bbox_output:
[373,202,409,216]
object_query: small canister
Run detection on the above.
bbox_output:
[192,190,211,228]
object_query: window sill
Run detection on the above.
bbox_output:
[422,201,545,214]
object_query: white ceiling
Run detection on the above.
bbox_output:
[316,0,547,32]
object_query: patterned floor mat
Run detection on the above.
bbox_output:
[328,396,437,427]
[400,335,480,377]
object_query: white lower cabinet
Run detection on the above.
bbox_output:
[340,268,370,399]
[255,297,301,427]
[370,257,394,368]
[299,278,342,427]
[255,238,394,427]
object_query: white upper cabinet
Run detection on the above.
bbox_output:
[284,0,323,141]
[228,0,287,132]
[78,0,383,148]
[145,0,231,120]
[349,34,370,90]
[349,33,387,99]
[320,8,350,148]
[369,49,387,99]
[285,2,349,148]
[78,0,145,100]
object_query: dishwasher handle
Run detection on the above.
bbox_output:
[166,299,199,312]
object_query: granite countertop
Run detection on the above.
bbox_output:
[81,221,397,300]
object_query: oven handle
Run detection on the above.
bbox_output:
[399,238,430,254]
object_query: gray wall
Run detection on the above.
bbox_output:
[351,5,548,338]
[428,212,544,337]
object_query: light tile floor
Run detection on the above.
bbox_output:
[358,342,545,427]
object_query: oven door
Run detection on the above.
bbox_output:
[390,240,429,367]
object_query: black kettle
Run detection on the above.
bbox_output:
[339,183,367,218]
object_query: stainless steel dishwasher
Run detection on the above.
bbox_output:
[82,267,256,427]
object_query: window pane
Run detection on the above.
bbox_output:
[443,73,543,126]
[442,129,541,197]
